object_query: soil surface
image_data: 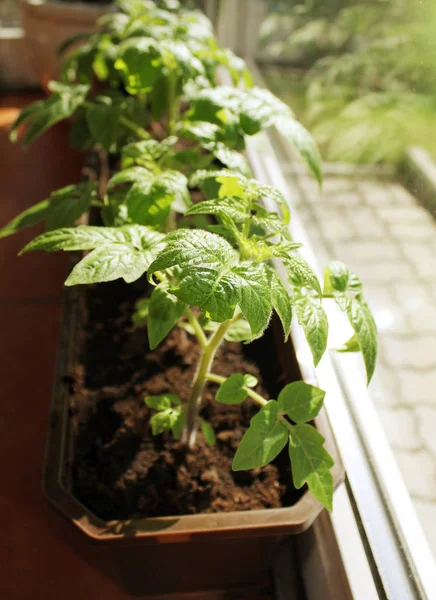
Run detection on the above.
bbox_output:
[68,279,303,520]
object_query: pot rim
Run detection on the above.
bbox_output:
[20,0,113,22]
[43,282,344,546]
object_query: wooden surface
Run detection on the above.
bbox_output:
[0,93,276,600]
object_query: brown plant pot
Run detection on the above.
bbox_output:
[19,0,113,91]
[43,281,344,597]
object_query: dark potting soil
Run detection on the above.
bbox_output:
[69,279,303,520]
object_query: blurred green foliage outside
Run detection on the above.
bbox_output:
[261,0,436,164]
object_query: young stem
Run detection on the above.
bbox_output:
[182,313,241,448]
[184,307,208,349]
[119,115,150,140]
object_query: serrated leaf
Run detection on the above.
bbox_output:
[278,382,325,424]
[188,86,322,183]
[122,137,177,168]
[45,182,95,231]
[283,254,321,296]
[109,167,190,224]
[10,82,90,146]
[21,224,164,254]
[324,260,362,298]
[201,419,216,446]
[325,261,377,383]
[268,268,292,340]
[229,263,272,337]
[65,243,149,286]
[149,229,239,322]
[86,99,120,151]
[115,38,161,94]
[150,409,180,435]
[149,229,237,276]
[179,120,221,145]
[212,144,251,177]
[224,319,252,342]
[0,199,49,239]
[288,424,334,511]
[191,169,247,200]
[232,401,288,470]
[295,295,328,366]
[148,285,185,349]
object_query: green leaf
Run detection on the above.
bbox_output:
[22,225,164,287]
[268,268,292,340]
[216,374,248,405]
[336,333,361,353]
[146,394,181,411]
[232,401,288,470]
[149,229,237,275]
[110,166,190,225]
[201,419,216,446]
[148,285,185,349]
[188,86,322,184]
[224,319,252,342]
[21,224,164,254]
[324,260,362,299]
[288,424,334,511]
[325,261,377,383]
[229,263,272,338]
[294,295,329,367]
[191,169,248,200]
[10,82,90,146]
[149,229,239,322]
[86,99,120,151]
[121,137,178,168]
[283,254,321,295]
[171,410,185,439]
[45,182,95,231]
[65,243,150,286]
[0,199,49,239]
[278,117,323,186]
[278,382,325,424]
[213,144,251,176]
[150,410,174,435]
[115,38,161,94]
[132,298,149,329]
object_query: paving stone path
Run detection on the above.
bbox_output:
[281,162,436,557]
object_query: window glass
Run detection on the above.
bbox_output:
[257,0,436,560]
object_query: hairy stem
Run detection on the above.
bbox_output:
[182,313,241,448]
[184,307,208,349]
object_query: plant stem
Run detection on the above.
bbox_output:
[164,210,177,233]
[206,374,268,407]
[184,307,207,349]
[182,313,241,448]
[119,115,150,140]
